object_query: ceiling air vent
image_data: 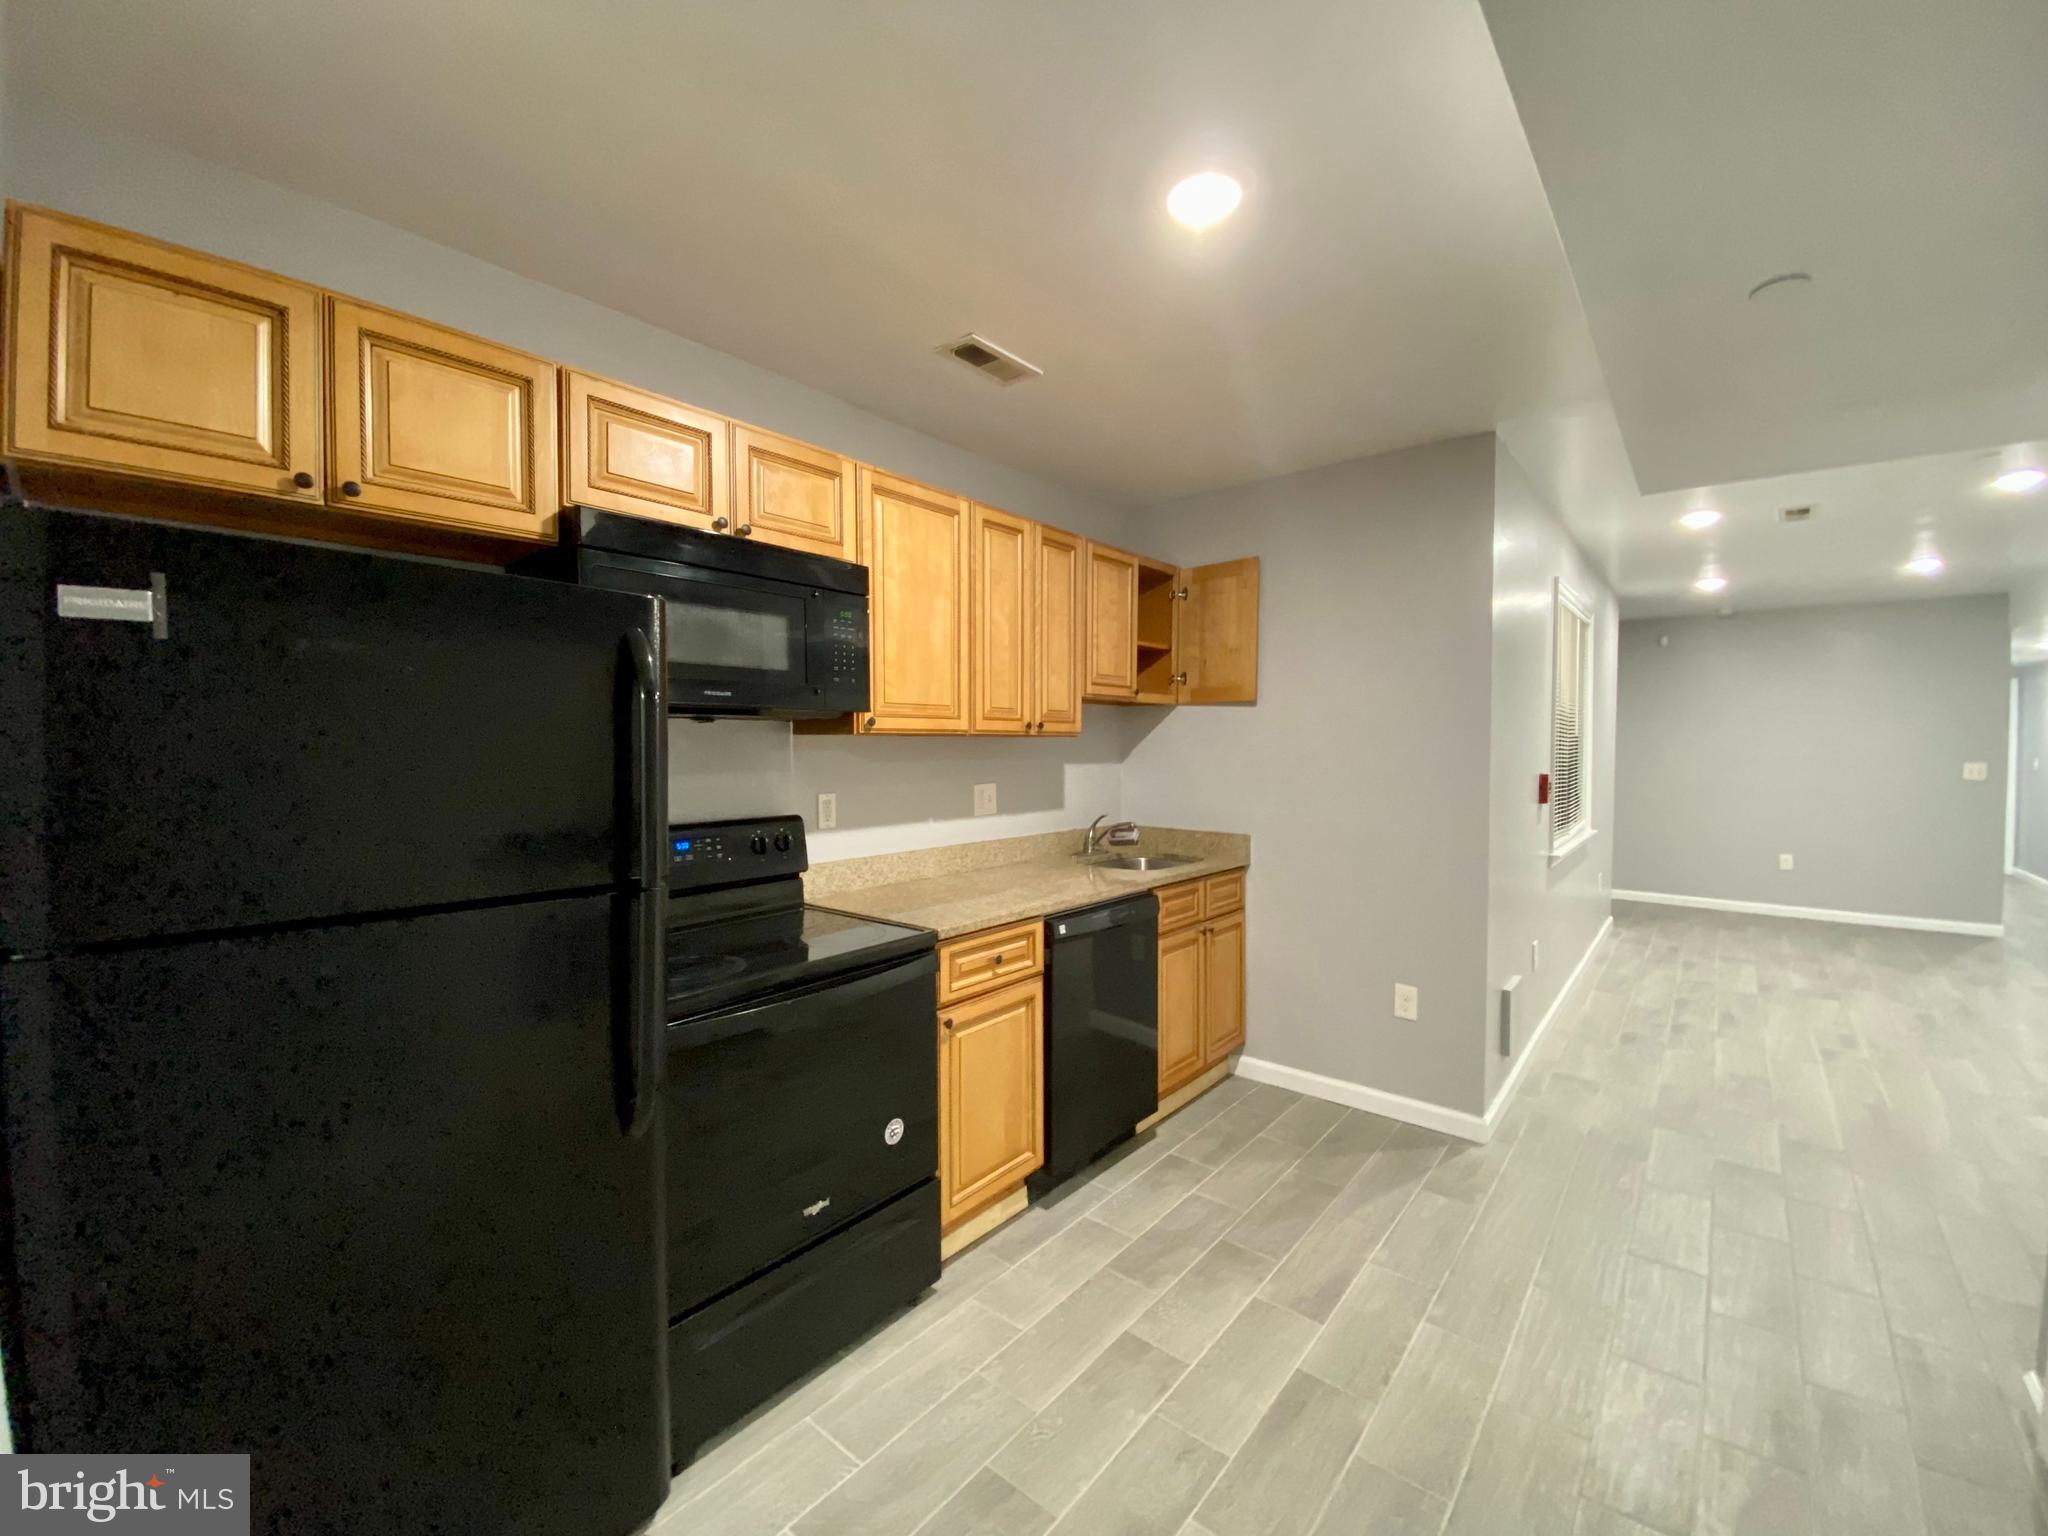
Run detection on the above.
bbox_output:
[1779,504,1815,524]
[942,333,1043,386]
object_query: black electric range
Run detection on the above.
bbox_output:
[661,814,940,1466]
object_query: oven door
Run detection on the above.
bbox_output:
[664,950,939,1317]
[580,552,831,717]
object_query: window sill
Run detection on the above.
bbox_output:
[1549,826,1599,867]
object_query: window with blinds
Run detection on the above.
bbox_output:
[1550,583,1593,856]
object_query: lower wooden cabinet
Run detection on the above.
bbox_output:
[938,972,1044,1229]
[1156,872,1249,1096]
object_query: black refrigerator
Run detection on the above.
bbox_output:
[0,502,672,1534]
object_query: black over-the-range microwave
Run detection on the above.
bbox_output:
[532,507,870,720]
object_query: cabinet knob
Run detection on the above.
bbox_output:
[340,480,362,498]
[737,523,754,537]
[291,471,316,490]
[993,954,1006,966]
[712,516,729,532]
[1171,672,1188,686]
[864,715,877,730]
[941,1017,955,1031]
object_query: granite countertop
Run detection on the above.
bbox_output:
[804,826,1250,940]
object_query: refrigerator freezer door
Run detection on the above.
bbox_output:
[0,504,664,953]
[0,895,668,1535]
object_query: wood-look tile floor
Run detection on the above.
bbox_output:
[649,881,2048,1535]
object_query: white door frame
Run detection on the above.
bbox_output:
[2009,676,2021,872]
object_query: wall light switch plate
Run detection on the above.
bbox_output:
[1962,761,1989,782]
[1393,983,1419,1022]
[816,792,837,830]
[973,783,998,817]
[1779,853,1795,871]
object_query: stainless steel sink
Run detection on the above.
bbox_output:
[1090,853,1203,872]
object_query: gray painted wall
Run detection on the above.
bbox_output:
[1119,437,1499,1115]
[1486,442,1616,1109]
[1615,597,2012,927]
[2017,665,2048,882]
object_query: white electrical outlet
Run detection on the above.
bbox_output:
[973,783,998,817]
[1779,853,1795,871]
[817,792,838,830]
[1393,983,1419,1021]
[1531,939,1541,972]
[1962,761,1989,782]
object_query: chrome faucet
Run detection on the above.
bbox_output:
[1084,815,1139,855]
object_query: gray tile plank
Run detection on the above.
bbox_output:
[656,1420,856,1536]
[1789,1200,1881,1296]
[1714,1162,1793,1243]
[1695,1437,1813,1536]
[1262,1131,1445,1323]
[910,1468,1055,1536]
[1195,1371,1373,1536]
[991,1332,1189,1516]
[1797,1279,1904,1408]
[1128,1239,1277,1365]
[1309,1458,1448,1536]
[1705,1312,1814,1472]
[1711,1230,1801,1337]
[1155,1297,1318,1455]
[1044,1415,1227,1536]
[1441,1403,1588,1536]
[1582,1356,1704,1534]
[1093,1153,1222,1239]
[977,1217,1134,1329]
[814,1300,1020,1459]
[1109,1192,1243,1292]
[1632,1184,1714,1275]
[1892,1335,2032,1490]
[792,1375,1034,1536]
[1298,1262,1434,1403]
[1198,1134,1306,1211]
[1226,1168,1346,1261]
[1494,1284,1615,1439]
[1354,1323,1500,1499]
[981,1269,1159,1411]
[1805,1384,1927,1536]
[1373,1188,1480,1287]
[1614,1253,1710,1383]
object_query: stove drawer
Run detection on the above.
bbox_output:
[665,950,938,1316]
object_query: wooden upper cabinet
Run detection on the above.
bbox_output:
[1178,558,1261,704]
[939,975,1045,1227]
[1031,524,1084,736]
[3,206,324,502]
[1084,542,1139,698]
[562,369,727,530]
[328,299,558,540]
[732,425,857,562]
[970,503,1033,735]
[860,467,970,733]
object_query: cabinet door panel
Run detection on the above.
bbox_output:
[5,207,323,501]
[1203,910,1246,1065]
[939,976,1044,1225]
[1085,543,1139,698]
[1158,925,1206,1097]
[1180,558,1261,704]
[1032,524,1083,735]
[563,369,727,530]
[971,504,1033,735]
[733,425,856,561]
[861,468,970,733]
[329,300,557,540]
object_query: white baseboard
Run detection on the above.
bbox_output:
[1236,916,1615,1148]
[1483,916,1613,1127]
[1233,1055,1490,1143]
[1610,889,2003,939]
[2011,866,2048,894]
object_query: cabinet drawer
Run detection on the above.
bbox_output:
[1155,879,1205,934]
[1203,869,1245,918]
[936,919,1044,1005]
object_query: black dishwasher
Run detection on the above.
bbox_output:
[1034,893,1161,1193]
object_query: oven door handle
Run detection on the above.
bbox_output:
[667,949,938,1051]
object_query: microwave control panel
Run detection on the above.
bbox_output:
[823,602,866,686]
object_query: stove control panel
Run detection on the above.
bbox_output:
[667,813,808,891]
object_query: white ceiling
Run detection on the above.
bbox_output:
[6,0,1608,502]
[1478,0,2048,497]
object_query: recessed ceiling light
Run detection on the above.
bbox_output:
[1167,172,1242,230]
[1679,509,1722,530]
[1693,574,1728,594]
[1992,467,2046,494]
[1904,554,1945,577]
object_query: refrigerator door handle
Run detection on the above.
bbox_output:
[624,625,663,887]
[623,886,664,1138]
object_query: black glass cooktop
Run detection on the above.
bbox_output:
[665,900,934,1018]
